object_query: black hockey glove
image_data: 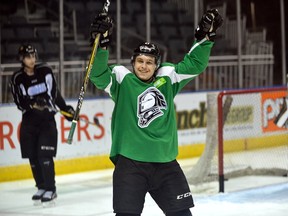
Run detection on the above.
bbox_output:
[195,9,223,41]
[31,96,48,111]
[211,9,223,32]
[62,105,75,122]
[208,9,223,41]
[90,12,114,48]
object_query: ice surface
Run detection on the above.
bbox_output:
[0,160,287,216]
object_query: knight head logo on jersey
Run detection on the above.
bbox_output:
[137,87,167,128]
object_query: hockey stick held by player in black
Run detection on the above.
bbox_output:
[31,101,99,126]
[60,110,100,126]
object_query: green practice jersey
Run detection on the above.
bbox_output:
[90,40,213,164]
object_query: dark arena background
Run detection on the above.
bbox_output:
[0,0,287,102]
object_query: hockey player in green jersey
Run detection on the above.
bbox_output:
[89,9,223,216]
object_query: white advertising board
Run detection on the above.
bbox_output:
[1,90,286,168]
[0,92,208,167]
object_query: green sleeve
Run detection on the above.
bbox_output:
[176,40,214,75]
[90,48,111,90]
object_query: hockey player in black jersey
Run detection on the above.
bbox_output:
[10,44,75,206]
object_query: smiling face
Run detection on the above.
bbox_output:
[133,54,157,83]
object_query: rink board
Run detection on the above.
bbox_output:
[0,91,287,182]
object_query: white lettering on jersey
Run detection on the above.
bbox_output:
[27,83,47,96]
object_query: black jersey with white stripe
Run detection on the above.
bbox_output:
[10,63,59,121]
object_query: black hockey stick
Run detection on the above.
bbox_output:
[67,0,110,144]
[31,104,100,126]
[60,110,100,126]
